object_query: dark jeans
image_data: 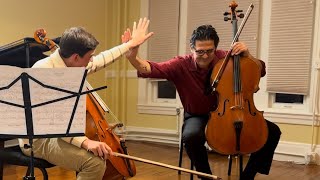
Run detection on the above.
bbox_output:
[182,112,281,179]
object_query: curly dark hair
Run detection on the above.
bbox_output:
[189,25,219,49]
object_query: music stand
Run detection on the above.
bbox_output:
[0,66,107,179]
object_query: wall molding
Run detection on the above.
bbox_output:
[274,141,320,165]
[264,111,320,125]
[137,104,178,115]
[124,126,179,145]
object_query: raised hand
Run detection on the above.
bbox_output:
[126,17,154,49]
[122,28,139,60]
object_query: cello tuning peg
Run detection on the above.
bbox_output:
[236,10,243,13]
[224,12,230,16]
[224,17,231,21]
[238,13,244,18]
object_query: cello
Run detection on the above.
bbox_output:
[34,29,136,180]
[206,1,268,155]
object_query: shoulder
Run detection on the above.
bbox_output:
[32,56,53,68]
[166,54,192,64]
[32,49,65,68]
[163,54,194,71]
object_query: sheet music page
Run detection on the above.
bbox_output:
[0,66,26,135]
[0,66,86,136]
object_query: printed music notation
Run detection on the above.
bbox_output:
[0,65,86,136]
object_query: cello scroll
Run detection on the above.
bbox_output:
[34,28,59,51]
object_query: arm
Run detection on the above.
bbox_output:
[59,137,113,160]
[126,46,151,74]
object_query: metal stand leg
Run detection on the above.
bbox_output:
[228,155,233,176]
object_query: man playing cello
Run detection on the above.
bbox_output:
[122,24,281,180]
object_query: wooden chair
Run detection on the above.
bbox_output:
[227,154,243,176]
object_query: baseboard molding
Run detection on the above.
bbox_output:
[273,141,320,165]
[124,126,179,145]
[124,126,320,165]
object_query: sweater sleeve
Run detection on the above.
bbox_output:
[86,43,130,74]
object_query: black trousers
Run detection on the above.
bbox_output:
[182,112,281,178]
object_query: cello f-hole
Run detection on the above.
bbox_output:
[218,99,229,116]
[244,99,256,116]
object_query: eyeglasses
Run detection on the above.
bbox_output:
[194,49,215,56]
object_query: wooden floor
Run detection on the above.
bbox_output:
[3,141,320,180]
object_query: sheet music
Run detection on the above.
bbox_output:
[0,65,86,136]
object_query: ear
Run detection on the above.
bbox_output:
[70,53,79,62]
[190,45,194,52]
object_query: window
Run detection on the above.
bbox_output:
[267,0,314,95]
[157,81,176,99]
[266,0,316,115]
[275,93,304,104]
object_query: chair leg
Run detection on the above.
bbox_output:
[0,140,4,180]
[190,161,193,180]
[25,166,49,180]
[38,168,49,180]
[228,155,232,176]
[239,155,243,175]
[178,137,184,175]
[0,161,3,180]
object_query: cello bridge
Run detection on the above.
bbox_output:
[230,105,244,110]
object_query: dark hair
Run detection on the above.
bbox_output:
[59,27,99,58]
[189,25,219,49]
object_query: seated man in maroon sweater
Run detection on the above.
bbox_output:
[122,23,281,180]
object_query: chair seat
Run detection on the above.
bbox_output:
[0,145,54,168]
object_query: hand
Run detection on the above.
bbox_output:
[126,17,154,49]
[121,28,139,60]
[231,42,250,57]
[82,139,113,160]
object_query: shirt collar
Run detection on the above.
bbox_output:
[51,49,67,68]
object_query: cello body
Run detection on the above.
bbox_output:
[205,1,268,155]
[206,56,268,155]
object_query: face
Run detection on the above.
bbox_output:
[191,40,216,69]
[74,49,95,67]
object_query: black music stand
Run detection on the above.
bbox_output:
[0,67,107,180]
